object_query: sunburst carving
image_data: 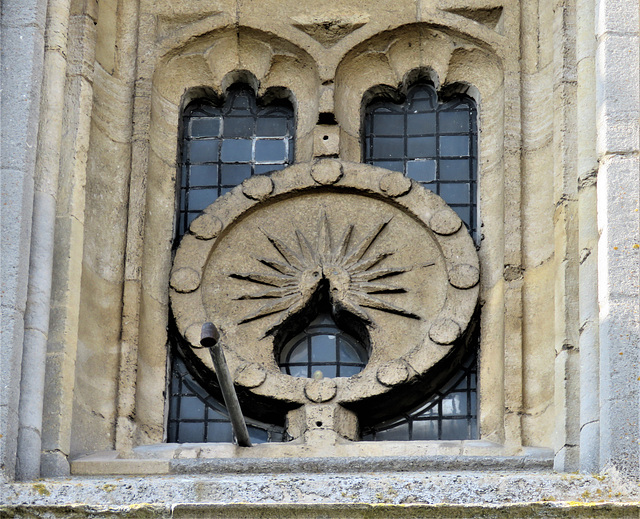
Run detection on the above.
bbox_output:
[230,213,422,335]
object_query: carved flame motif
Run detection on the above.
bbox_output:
[230,213,420,333]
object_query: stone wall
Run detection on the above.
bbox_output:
[1,0,639,512]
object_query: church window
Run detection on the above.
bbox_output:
[168,85,294,443]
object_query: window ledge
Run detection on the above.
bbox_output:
[70,441,552,476]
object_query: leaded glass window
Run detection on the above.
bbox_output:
[364,83,478,237]
[362,83,479,441]
[178,85,295,236]
[279,314,369,379]
[168,85,294,443]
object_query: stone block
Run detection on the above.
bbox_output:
[596,0,640,35]
[596,109,640,155]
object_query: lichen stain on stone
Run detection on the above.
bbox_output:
[32,483,50,496]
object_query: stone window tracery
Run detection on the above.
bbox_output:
[168,79,480,444]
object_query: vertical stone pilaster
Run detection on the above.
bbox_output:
[40,3,98,477]
[552,0,581,472]
[596,0,640,478]
[576,0,600,474]
[0,0,48,483]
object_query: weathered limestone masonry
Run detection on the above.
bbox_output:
[1,0,639,515]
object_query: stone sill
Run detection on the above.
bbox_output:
[2,503,640,518]
[71,440,553,476]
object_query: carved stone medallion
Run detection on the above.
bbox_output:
[170,159,479,422]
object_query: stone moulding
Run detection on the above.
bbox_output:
[169,159,479,423]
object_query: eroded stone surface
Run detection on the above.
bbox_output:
[304,379,338,403]
[429,318,461,345]
[242,175,274,200]
[429,209,463,236]
[311,159,343,184]
[234,363,267,388]
[190,214,223,240]
[376,361,410,387]
[379,171,412,197]
[170,267,201,293]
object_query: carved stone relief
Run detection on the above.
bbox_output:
[170,159,479,436]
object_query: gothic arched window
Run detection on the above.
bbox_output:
[168,85,295,443]
[361,82,479,441]
[363,83,478,237]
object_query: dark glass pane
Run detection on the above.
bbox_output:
[311,334,337,362]
[339,365,362,378]
[221,164,251,185]
[257,117,288,136]
[442,392,467,416]
[439,110,470,133]
[373,113,404,135]
[255,139,287,163]
[455,375,470,391]
[372,160,404,173]
[189,140,219,163]
[452,206,471,227]
[371,137,404,159]
[181,165,188,187]
[407,136,436,158]
[416,403,438,417]
[229,91,251,109]
[168,422,178,441]
[287,365,308,378]
[180,189,187,210]
[179,421,205,443]
[221,139,252,162]
[189,165,218,187]
[407,159,436,183]
[339,339,364,363]
[407,112,436,135]
[179,396,205,420]
[439,159,470,180]
[255,163,285,175]
[207,421,234,442]
[248,427,269,443]
[188,188,216,211]
[289,341,309,363]
[409,88,437,111]
[207,407,229,421]
[190,117,221,138]
[220,187,233,196]
[223,117,255,138]
[186,211,201,227]
[440,136,469,157]
[440,183,470,204]
[441,419,468,440]
[169,397,178,420]
[376,423,410,441]
[412,420,438,440]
